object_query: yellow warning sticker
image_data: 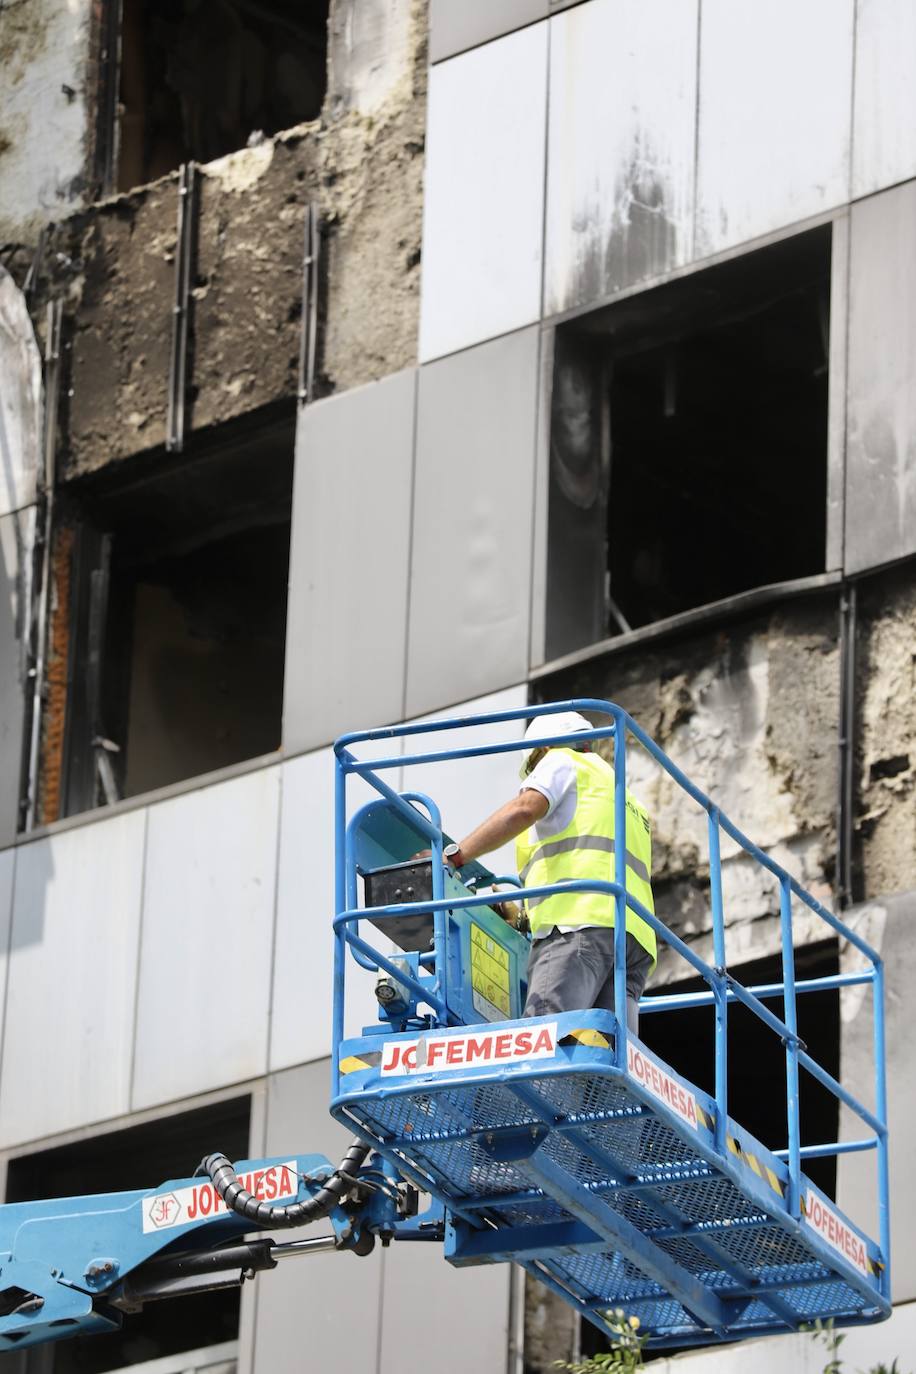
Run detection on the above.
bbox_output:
[470,923,511,1021]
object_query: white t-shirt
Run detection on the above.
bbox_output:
[520,749,599,938]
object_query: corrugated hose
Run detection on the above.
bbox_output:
[197,1141,371,1228]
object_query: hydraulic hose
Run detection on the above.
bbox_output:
[198,1141,371,1229]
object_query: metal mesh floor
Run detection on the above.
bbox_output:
[334,1031,887,1347]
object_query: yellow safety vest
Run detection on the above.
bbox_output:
[516,748,657,964]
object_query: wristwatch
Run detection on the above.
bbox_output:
[443,843,464,867]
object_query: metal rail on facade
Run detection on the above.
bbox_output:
[331,700,890,1346]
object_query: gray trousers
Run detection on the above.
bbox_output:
[523,927,653,1033]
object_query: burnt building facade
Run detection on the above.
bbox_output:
[0,0,914,1370]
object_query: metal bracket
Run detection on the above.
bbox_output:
[297,203,320,405]
[836,583,857,908]
[166,161,198,453]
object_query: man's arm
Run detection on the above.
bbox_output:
[448,788,549,868]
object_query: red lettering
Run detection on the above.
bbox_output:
[278,1166,294,1197]
[198,1186,213,1216]
[381,1043,402,1073]
[266,1167,278,1201]
[447,1040,463,1064]
[532,1027,555,1054]
[515,1030,533,1054]
[494,1033,512,1058]
[466,1037,492,1063]
[187,1187,199,1220]
[428,1040,444,1066]
[253,1171,266,1200]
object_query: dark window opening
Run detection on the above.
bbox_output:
[3,1097,250,1373]
[579,943,840,1362]
[546,226,831,662]
[117,0,330,190]
[59,409,294,816]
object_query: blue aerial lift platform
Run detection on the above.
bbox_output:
[0,701,890,1355]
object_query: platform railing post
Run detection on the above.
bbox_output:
[707,809,728,1155]
[430,822,447,1024]
[873,958,891,1288]
[332,754,347,1084]
[612,712,628,1069]
[779,875,801,1217]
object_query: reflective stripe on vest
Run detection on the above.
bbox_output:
[516,748,657,964]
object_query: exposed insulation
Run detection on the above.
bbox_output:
[536,596,841,985]
[856,564,916,900]
[39,522,74,824]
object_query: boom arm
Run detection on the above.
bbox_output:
[0,1148,435,1353]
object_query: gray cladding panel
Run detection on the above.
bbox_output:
[252,1061,383,1374]
[405,328,540,718]
[283,371,417,755]
[837,891,916,1302]
[845,182,916,575]
[0,510,30,848]
[379,1241,511,1374]
[429,0,547,63]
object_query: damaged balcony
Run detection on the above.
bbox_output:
[39,408,294,822]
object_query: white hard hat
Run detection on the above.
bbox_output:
[519,711,593,778]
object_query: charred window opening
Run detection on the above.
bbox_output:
[642,942,841,1196]
[5,1097,250,1373]
[579,944,840,1363]
[117,0,330,190]
[56,410,293,817]
[546,226,831,662]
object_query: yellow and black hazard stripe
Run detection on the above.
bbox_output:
[559,1028,612,1049]
[726,1134,786,1199]
[339,1052,381,1075]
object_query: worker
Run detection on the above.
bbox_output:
[442,712,656,1032]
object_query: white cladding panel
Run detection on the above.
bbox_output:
[647,1300,916,1373]
[852,0,916,198]
[544,0,698,317]
[0,812,145,1146]
[429,0,547,64]
[400,685,529,877]
[132,769,280,1109]
[269,742,397,1074]
[419,24,548,362]
[695,0,853,256]
[251,1061,383,1374]
[406,328,540,718]
[0,850,15,1095]
[845,181,916,575]
[0,508,33,850]
[0,269,42,518]
[283,369,417,755]
[837,893,916,1302]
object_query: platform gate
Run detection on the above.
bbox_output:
[329,700,890,1348]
